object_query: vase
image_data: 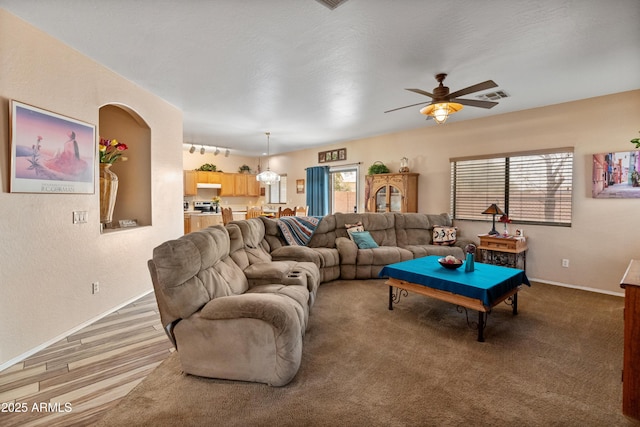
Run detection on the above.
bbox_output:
[100,163,119,224]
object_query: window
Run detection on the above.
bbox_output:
[330,165,359,213]
[268,175,287,204]
[451,148,573,226]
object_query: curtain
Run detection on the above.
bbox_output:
[306,166,330,216]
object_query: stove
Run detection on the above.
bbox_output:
[194,201,215,212]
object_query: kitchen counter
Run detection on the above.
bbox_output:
[188,212,221,216]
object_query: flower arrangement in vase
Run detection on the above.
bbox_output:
[98,138,128,225]
[499,214,512,237]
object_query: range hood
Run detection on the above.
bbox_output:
[196,183,222,189]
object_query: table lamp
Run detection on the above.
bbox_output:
[482,203,505,235]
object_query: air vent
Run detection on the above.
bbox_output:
[476,90,510,101]
[315,0,349,10]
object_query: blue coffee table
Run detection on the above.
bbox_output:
[379,256,531,341]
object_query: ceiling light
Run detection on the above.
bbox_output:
[200,145,205,155]
[189,144,196,154]
[256,132,280,186]
[225,149,230,158]
[420,102,463,124]
[214,147,220,156]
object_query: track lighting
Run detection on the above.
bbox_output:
[225,149,230,158]
[189,144,196,154]
[214,147,220,156]
[200,145,205,155]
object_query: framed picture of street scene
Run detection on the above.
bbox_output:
[10,100,96,194]
[592,151,640,198]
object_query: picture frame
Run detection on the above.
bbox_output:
[317,148,347,164]
[10,100,96,194]
[592,151,640,198]
[296,179,305,193]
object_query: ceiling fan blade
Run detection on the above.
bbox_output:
[454,98,499,109]
[384,101,431,114]
[448,80,498,99]
[405,88,434,98]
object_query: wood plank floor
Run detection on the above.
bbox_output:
[0,292,174,427]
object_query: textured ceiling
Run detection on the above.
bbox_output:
[1,0,639,156]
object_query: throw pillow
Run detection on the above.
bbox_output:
[345,221,364,241]
[350,231,379,249]
[432,226,457,246]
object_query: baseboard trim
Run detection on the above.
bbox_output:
[529,277,624,297]
[0,289,154,373]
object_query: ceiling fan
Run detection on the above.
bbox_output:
[384,73,499,124]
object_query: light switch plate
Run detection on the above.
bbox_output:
[73,211,88,224]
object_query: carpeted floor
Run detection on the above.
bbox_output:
[97,280,636,426]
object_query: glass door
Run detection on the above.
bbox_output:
[375,186,387,212]
[389,185,402,212]
[330,168,358,213]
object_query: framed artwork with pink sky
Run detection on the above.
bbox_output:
[10,100,96,193]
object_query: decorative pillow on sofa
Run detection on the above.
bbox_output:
[345,221,364,241]
[350,231,379,249]
[432,226,457,246]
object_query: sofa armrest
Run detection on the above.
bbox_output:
[336,236,357,264]
[200,293,302,335]
[271,246,321,266]
[453,235,480,251]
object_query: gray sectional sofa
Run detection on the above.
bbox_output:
[263,212,476,282]
[148,212,475,386]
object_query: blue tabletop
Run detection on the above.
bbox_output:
[379,256,530,307]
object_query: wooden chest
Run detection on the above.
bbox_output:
[478,234,527,253]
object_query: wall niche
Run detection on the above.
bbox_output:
[99,104,151,232]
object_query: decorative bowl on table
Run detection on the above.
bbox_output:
[438,256,463,269]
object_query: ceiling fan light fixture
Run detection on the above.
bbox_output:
[420,102,463,124]
[256,132,280,186]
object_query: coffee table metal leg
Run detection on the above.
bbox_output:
[512,292,518,315]
[477,311,485,342]
[389,286,393,310]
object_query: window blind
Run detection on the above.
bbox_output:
[451,148,573,226]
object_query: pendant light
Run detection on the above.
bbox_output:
[256,132,280,186]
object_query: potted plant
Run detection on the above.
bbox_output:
[239,165,251,174]
[367,161,390,175]
[196,163,217,171]
[632,171,640,187]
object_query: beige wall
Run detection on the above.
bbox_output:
[272,90,640,295]
[0,10,183,368]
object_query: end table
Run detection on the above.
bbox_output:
[477,234,528,271]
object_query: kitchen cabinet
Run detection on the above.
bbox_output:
[365,173,419,213]
[188,214,222,233]
[234,173,247,195]
[247,175,261,196]
[219,173,236,196]
[196,171,222,184]
[186,171,260,197]
[184,170,197,196]
[184,213,191,234]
